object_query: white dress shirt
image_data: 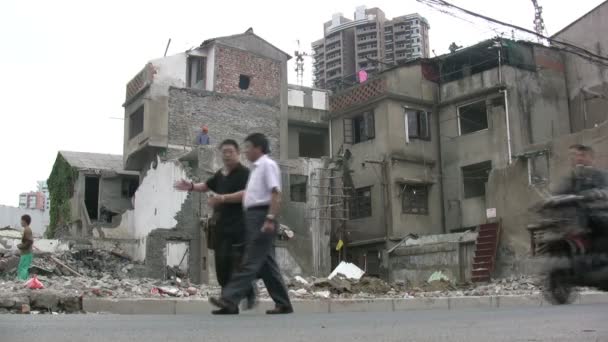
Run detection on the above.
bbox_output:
[243,154,282,209]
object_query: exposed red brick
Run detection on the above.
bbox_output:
[214,46,281,100]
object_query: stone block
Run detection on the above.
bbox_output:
[579,292,608,305]
[0,297,16,308]
[393,297,450,311]
[60,295,82,313]
[291,300,330,314]
[449,296,494,310]
[495,295,542,308]
[329,299,393,313]
[30,290,60,311]
[83,298,176,314]
[175,300,213,314]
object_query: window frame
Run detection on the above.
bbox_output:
[344,110,375,145]
[528,153,550,186]
[401,184,429,215]
[404,109,430,142]
[129,105,144,140]
[457,99,489,136]
[461,161,492,199]
[289,175,308,203]
[349,186,373,219]
[186,56,207,89]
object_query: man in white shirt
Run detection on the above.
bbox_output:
[209,133,293,315]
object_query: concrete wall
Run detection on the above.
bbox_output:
[553,1,608,132]
[287,124,329,159]
[123,53,188,169]
[288,85,329,110]
[0,205,49,237]
[488,120,608,275]
[280,158,332,277]
[390,240,476,285]
[439,56,570,231]
[112,157,190,261]
[328,64,441,245]
[167,87,280,158]
[99,176,133,213]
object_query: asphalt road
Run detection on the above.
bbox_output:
[1,304,607,342]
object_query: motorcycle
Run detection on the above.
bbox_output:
[530,194,608,304]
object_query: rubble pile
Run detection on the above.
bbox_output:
[284,274,545,300]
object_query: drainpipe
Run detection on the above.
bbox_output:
[495,39,512,165]
[501,89,513,165]
[436,60,447,234]
[328,119,333,158]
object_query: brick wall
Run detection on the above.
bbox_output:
[168,87,280,157]
[214,45,281,103]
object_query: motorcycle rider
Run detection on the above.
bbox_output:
[553,144,608,255]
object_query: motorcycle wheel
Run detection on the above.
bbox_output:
[544,269,574,305]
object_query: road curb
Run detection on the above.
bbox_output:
[82,292,608,315]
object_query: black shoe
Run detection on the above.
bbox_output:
[212,307,239,315]
[266,305,294,315]
[210,297,238,314]
[245,291,258,310]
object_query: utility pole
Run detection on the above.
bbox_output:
[294,40,309,86]
[531,0,547,44]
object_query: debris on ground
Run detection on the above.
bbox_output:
[328,262,365,280]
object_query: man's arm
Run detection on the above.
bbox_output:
[262,161,282,233]
[210,191,245,206]
[552,173,573,195]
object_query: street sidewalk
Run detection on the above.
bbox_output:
[82,292,608,314]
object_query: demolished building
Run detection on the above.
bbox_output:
[47,151,139,239]
[325,35,599,282]
[43,29,335,284]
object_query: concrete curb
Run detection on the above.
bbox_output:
[82,292,608,315]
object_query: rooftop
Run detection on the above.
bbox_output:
[59,151,125,172]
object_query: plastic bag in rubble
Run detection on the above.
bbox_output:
[25,275,44,290]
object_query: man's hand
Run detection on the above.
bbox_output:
[581,189,607,201]
[174,179,193,191]
[208,195,224,208]
[261,220,275,233]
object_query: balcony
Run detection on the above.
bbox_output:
[326,53,341,63]
[326,63,341,73]
[325,35,341,44]
[357,44,377,53]
[325,43,341,52]
[326,71,343,81]
[356,24,377,34]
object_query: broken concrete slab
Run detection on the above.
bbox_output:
[328,262,365,280]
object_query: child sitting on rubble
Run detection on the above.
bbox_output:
[17,215,34,281]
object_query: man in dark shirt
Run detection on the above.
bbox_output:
[553,144,608,253]
[174,139,255,313]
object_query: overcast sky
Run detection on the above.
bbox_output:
[0,0,604,206]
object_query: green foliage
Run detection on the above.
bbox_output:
[46,154,77,238]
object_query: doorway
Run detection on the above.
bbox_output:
[84,176,100,220]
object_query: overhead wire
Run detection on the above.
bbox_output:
[416,0,608,67]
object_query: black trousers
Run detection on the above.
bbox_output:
[214,231,256,301]
[221,208,292,308]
